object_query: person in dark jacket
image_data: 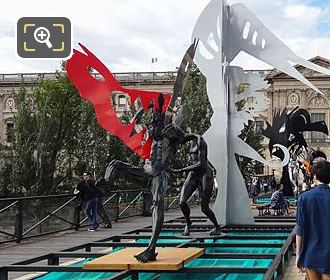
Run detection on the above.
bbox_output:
[74,172,99,231]
[296,160,330,279]
[270,184,290,215]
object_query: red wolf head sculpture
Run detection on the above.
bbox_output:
[66,44,171,159]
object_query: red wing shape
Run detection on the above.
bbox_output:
[66,44,171,159]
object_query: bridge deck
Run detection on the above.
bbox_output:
[0,206,299,280]
[0,206,200,268]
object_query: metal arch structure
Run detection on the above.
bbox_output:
[192,0,330,225]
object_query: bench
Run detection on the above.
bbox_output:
[272,205,285,216]
[256,203,288,216]
[256,203,271,216]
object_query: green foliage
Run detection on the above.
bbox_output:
[7,72,140,196]
[181,64,212,135]
[237,120,264,183]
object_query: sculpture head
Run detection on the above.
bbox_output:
[263,107,328,161]
[263,109,290,160]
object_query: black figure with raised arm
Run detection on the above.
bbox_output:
[98,101,185,263]
[97,42,197,263]
[134,95,185,262]
[173,133,221,236]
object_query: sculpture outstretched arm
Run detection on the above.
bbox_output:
[172,134,204,173]
[96,160,150,191]
[172,164,201,173]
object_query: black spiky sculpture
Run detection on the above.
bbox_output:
[263,107,328,195]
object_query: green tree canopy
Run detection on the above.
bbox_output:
[8,72,139,196]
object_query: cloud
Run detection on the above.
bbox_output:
[0,0,329,73]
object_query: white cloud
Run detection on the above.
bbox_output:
[0,0,329,73]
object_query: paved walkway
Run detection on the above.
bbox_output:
[0,207,202,267]
[284,257,305,280]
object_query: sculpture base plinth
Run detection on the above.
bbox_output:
[83,247,204,271]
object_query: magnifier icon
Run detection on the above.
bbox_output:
[34,27,53,48]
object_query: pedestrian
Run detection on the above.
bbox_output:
[270,184,290,215]
[250,177,258,197]
[74,171,99,231]
[193,189,200,205]
[255,177,261,195]
[263,179,269,193]
[296,160,330,279]
[270,176,277,193]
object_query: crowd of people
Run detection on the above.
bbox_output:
[249,158,330,278]
[248,176,277,197]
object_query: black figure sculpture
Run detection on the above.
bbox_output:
[134,95,185,262]
[172,133,221,236]
[263,107,328,195]
[133,40,198,262]
[97,42,197,263]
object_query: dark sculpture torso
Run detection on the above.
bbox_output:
[173,134,221,236]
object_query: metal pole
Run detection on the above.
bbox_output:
[115,192,120,222]
[47,255,59,266]
[14,200,23,243]
[0,268,8,280]
[74,204,80,231]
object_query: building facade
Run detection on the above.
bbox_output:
[262,57,330,174]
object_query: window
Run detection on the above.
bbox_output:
[118,95,127,108]
[311,113,327,142]
[6,123,14,143]
[255,121,264,135]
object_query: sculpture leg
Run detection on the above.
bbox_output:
[97,200,112,228]
[179,172,197,236]
[200,170,221,235]
[134,171,167,262]
[104,160,149,188]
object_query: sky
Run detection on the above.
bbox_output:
[1,0,330,73]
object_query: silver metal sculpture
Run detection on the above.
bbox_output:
[192,0,330,224]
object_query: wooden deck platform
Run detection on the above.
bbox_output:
[83,247,204,271]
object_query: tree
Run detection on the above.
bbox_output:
[11,87,38,195]
[237,120,264,184]
[181,64,212,135]
[9,71,141,196]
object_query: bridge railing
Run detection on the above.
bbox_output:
[0,71,177,85]
[0,189,194,244]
